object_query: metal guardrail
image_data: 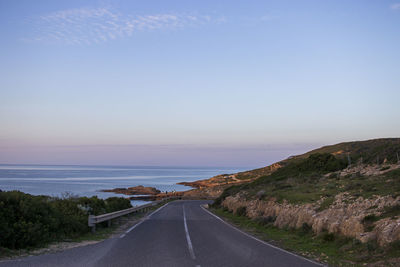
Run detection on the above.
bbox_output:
[88,196,179,232]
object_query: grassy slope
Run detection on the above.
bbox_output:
[217,138,400,205]
[236,138,400,180]
[296,138,400,164]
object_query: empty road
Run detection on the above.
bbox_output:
[0,200,322,267]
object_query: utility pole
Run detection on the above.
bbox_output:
[347,153,351,166]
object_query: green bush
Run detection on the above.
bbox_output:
[321,232,335,242]
[0,191,132,249]
[76,196,107,215]
[235,206,247,216]
[254,216,276,226]
[105,197,132,213]
[362,214,379,224]
[301,223,312,234]
[296,153,348,173]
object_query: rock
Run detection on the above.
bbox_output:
[374,218,400,246]
[102,185,161,195]
[359,232,376,243]
[256,190,266,200]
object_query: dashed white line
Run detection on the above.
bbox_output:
[200,205,325,267]
[183,205,196,260]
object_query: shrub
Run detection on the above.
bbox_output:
[381,205,400,219]
[366,240,378,252]
[321,232,335,242]
[254,216,276,226]
[297,153,347,173]
[328,173,338,179]
[235,206,247,216]
[361,214,379,232]
[316,197,334,212]
[0,191,132,249]
[77,196,106,215]
[301,223,312,234]
[105,197,131,213]
[222,206,229,212]
[212,184,242,207]
[362,214,379,224]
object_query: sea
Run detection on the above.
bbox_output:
[0,164,245,206]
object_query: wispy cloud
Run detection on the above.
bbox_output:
[260,14,277,21]
[391,3,400,10]
[24,7,222,45]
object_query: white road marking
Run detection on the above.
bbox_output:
[148,202,170,218]
[120,219,145,238]
[183,205,196,260]
[120,202,170,238]
[200,205,325,267]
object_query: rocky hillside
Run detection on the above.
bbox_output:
[185,138,400,190]
[211,138,400,247]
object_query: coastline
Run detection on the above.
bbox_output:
[0,164,245,203]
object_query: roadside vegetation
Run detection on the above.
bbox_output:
[211,207,400,266]
[211,139,400,266]
[0,196,171,260]
[0,191,132,250]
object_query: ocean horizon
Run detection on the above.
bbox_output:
[0,164,246,206]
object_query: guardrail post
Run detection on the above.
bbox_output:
[88,215,96,233]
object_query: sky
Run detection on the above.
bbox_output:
[0,0,399,167]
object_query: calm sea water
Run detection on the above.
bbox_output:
[0,164,245,206]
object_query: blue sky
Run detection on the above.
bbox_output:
[1,0,399,167]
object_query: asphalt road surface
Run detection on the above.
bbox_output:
[0,200,323,267]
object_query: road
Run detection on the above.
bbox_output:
[0,200,323,267]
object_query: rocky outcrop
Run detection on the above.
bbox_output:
[178,174,251,189]
[102,185,161,195]
[374,218,400,245]
[178,162,284,190]
[222,192,400,246]
[338,164,400,177]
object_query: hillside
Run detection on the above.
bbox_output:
[291,138,400,163]
[183,138,400,196]
[208,138,400,265]
[238,138,400,179]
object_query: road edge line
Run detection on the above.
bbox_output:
[120,202,171,238]
[200,205,326,267]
